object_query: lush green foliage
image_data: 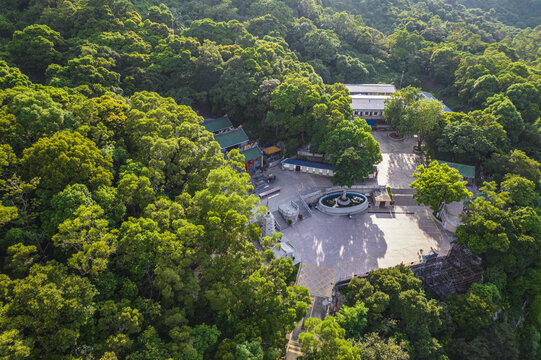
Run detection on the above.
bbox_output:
[410,161,473,212]
[0,0,539,359]
[0,78,309,360]
[320,118,382,186]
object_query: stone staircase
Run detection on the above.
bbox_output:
[390,187,417,206]
[272,210,289,231]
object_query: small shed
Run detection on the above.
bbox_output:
[263,146,281,156]
[272,240,296,262]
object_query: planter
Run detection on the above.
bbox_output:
[388,132,404,141]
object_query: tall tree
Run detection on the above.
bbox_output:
[410,161,472,213]
[20,131,113,193]
[7,24,64,78]
[320,118,382,187]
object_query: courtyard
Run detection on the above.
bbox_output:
[284,206,452,286]
[257,130,454,297]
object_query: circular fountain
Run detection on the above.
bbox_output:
[318,190,369,216]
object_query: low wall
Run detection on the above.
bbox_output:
[302,186,385,205]
[318,193,369,216]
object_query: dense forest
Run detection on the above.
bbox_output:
[0,0,540,359]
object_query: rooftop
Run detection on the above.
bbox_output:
[437,160,475,179]
[420,91,452,112]
[239,146,263,162]
[214,128,248,149]
[263,146,281,155]
[350,96,390,110]
[283,158,333,170]
[344,84,397,94]
[202,116,233,133]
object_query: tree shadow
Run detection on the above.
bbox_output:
[281,211,388,282]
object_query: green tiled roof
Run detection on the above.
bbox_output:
[240,147,263,162]
[214,129,248,149]
[437,160,475,179]
[202,117,233,133]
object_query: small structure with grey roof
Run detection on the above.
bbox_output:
[420,91,452,112]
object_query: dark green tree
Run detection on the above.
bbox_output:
[320,118,382,187]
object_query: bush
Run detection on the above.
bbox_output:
[386,186,395,205]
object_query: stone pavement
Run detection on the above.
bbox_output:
[371,131,425,189]
[259,130,423,216]
[274,130,448,360]
[296,263,336,298]
[282,206,452,283]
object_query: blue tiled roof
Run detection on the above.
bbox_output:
[420,91,452,112]
[283,158,333,170]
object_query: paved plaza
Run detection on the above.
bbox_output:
[257,130,453,286]
[282,207,452,283]
[260,130,425,211]
[275,131,451,360]
[372,131,425,189]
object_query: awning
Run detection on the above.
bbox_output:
[263,146,281,155]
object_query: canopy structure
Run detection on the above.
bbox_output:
[263,146,281,155]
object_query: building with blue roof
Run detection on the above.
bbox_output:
[420,91,453,112]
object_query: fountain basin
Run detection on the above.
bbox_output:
[318,192,369,216]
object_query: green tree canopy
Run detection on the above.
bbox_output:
[410,161,473,212]
[8,24,64,78]
[320,118,382,187]
[20,130,113,193]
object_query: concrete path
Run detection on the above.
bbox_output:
[371,131,425,189]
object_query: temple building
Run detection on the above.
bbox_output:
[203,116,263,171]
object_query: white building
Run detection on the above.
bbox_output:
[350,95,389,121]
[282,159,334,177]
[344,84,396,125]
